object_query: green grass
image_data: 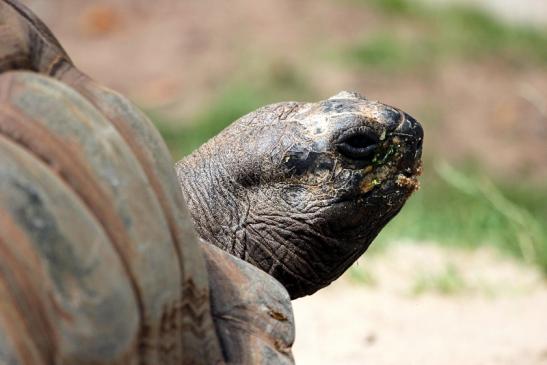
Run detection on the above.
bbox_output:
[347,0,547,71]
[412,263,468,295]
[348,265,378,287]
[348,33,434,71]
[366,0,416,15]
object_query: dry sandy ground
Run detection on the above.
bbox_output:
[293,244,547,365]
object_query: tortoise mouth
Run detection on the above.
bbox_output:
[333,157,422,213]
[397,158,423,183]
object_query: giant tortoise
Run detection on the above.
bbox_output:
[0,0,423,363]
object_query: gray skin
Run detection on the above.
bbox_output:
[176,91,423,299]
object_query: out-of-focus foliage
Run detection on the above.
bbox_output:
[349,0,547,70]
[411,263,468,295]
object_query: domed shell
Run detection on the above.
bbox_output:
[0,1,222,362]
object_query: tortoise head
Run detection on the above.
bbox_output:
[177,91,423,298]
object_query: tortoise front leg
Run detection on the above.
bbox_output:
[201,243,295,365]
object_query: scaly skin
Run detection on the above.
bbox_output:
[177,91,424,299]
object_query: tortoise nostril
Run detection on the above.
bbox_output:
[415,138,423,159]
[337,131,379,160]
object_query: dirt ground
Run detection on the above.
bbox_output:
[293,244,547,365]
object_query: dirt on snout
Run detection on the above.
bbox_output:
[293,244,547,365]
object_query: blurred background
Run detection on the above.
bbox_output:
[22,0,547,363]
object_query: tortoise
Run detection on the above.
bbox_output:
[177,90,423,299]
[0,0,423,364]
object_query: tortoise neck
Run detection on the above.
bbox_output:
[175,148,243,254]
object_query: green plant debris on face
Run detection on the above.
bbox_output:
[373,143,398,166]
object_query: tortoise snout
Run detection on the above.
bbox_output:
[395,112,424,161]
[402,113,424,159]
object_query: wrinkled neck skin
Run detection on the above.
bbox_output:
[176,98,421,299]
